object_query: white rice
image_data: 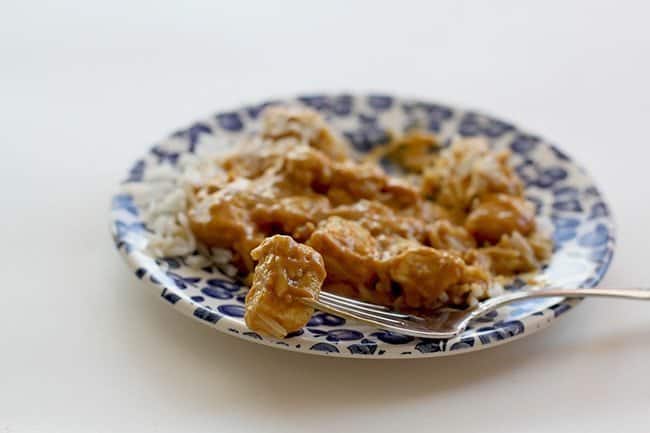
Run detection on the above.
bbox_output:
[122,149,230,269]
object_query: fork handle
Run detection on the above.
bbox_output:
[477,288,650,313]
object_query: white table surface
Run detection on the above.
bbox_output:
[2,1,649,432]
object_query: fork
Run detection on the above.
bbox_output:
[306,288,650,339]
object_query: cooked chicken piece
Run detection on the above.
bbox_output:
[223,140,333,191]
[326,200,426,241]
[382,247,467,308]
[427,220,476,252]
[187,159,324,256]
[188,179,260,247]
[422,138,523,209]
[188,177,281,271]
[328,162,420,208]
[244,235,326,338]
[222,115,339,182]
[375,235,423,259]
[261,106,349,161]
[382,177,423,208]
[326,162,385,205]
[401,199,452,222]
[465,193,535,244]
[221,142,282,179]
[280,145,333,188]
[251,195,330,240]
[306,217,380,286]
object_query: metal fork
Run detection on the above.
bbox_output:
[306,288,650,339]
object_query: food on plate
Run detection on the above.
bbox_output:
[134,105,552,337]
[244,235,326,338]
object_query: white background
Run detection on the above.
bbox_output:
[2,1,649,432]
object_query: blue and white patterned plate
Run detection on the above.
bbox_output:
[110,93,615,358]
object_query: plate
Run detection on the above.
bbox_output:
[110,93,615,358]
